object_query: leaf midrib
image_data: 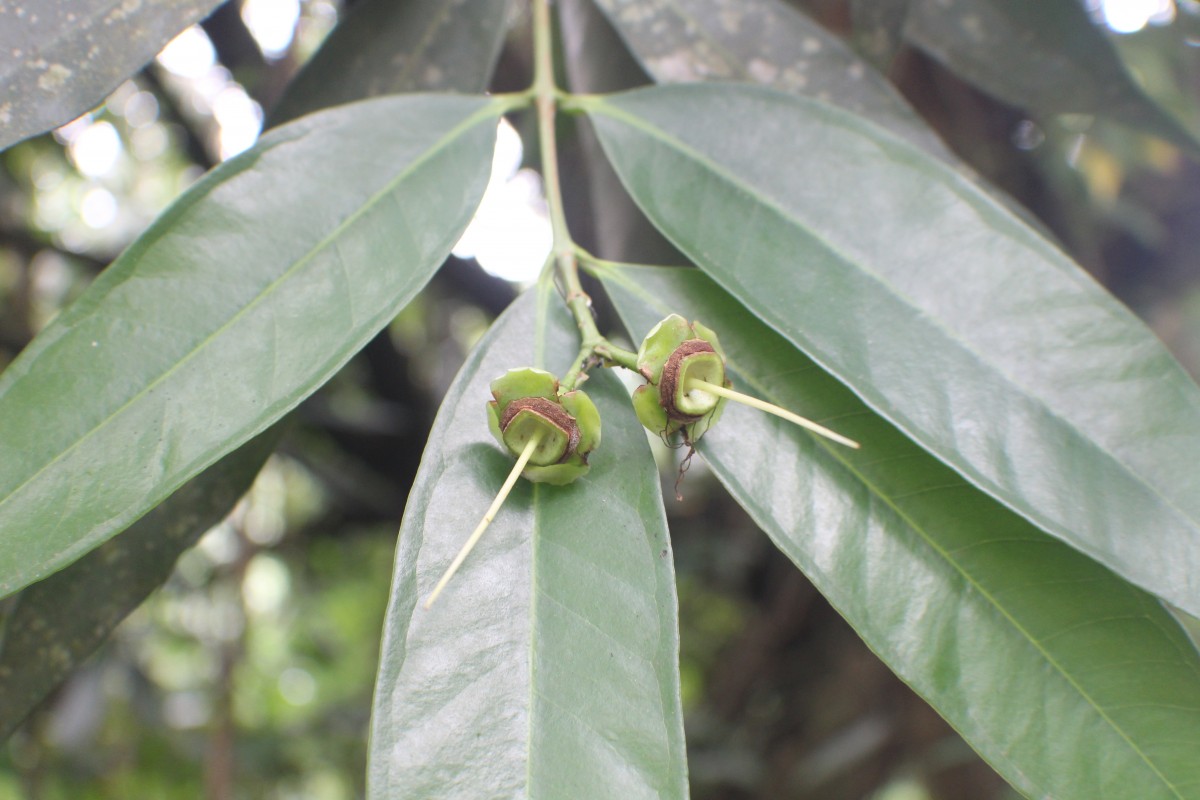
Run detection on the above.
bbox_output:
[585,94,1200,569]
[0,99,500,516]
[525,481,542,791]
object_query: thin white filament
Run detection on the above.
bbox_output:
[687,379,860,450]
[423,431,543,608]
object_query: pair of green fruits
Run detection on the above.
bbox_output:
[488,314,730,485]
[425,314,859,607]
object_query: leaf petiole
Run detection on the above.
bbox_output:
[424,431,544,608]
[686,379,860,449]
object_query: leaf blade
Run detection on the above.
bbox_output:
[584,82,1200,618]
[588,0,948,159]
[0,428,277,740]
[904,0,1200,154]
[0,0,224,151]
[0,94,501,598]
[269,0,512,125]
[368,291,687,799]
[586,0,1058,240]
[602,265,1200,800]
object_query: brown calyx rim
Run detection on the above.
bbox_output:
[500,396,581,462]
[659,339,718,422]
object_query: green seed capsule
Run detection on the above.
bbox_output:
[632,315,730,445]
[486,367,601,485]
[633,315,862,454]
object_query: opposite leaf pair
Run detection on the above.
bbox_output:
[424,314,859,607]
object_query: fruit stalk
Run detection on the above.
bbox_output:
[424,431,544,608]
[685,378,859,449]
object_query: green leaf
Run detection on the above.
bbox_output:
[583,83,1200,618]
[0,0,224,151]
[601,265,1200,800]
[588,0,949,159]
[269,0,512,126]
[583,0,1057,241]
[574,0,1058,268]
[0,428,278,740]
[0,94,503,599]
[904,0,1200,155]
[368,291,687,799]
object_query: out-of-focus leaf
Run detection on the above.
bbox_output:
[0,94,503,599]
[0,0,223,151]
[585,0,1057,240]
[558,0,683,264]
[904,0,1200,155]
[1107,24,1200,142]
[851,0,910,69]
[602,264,1200,800]
[583,83,1200,617]
[270,0,512,125]
[588,0,948,158]
[0,428,278,740]
[560,0,648,94]
[368,291,687,799]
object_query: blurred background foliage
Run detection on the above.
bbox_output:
[1,0,1198,798]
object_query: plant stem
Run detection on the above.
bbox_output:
[686,379,861,449]
[559,341,639,390]
[574,246,686,275]
[425,432,544,608]
[531,0,639,386]
[533,0,597,342]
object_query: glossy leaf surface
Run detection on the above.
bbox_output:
[0,0,223,151]
[904,0,1200,154]
[602,265,1200,800]
[0,429,277,740]
[270,0,511,125]
[0,94,501,598]
[584,83,1200,618]
[368,292,687,799]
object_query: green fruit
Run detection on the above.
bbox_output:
[486,368,601,485]
[633,315,730,444]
